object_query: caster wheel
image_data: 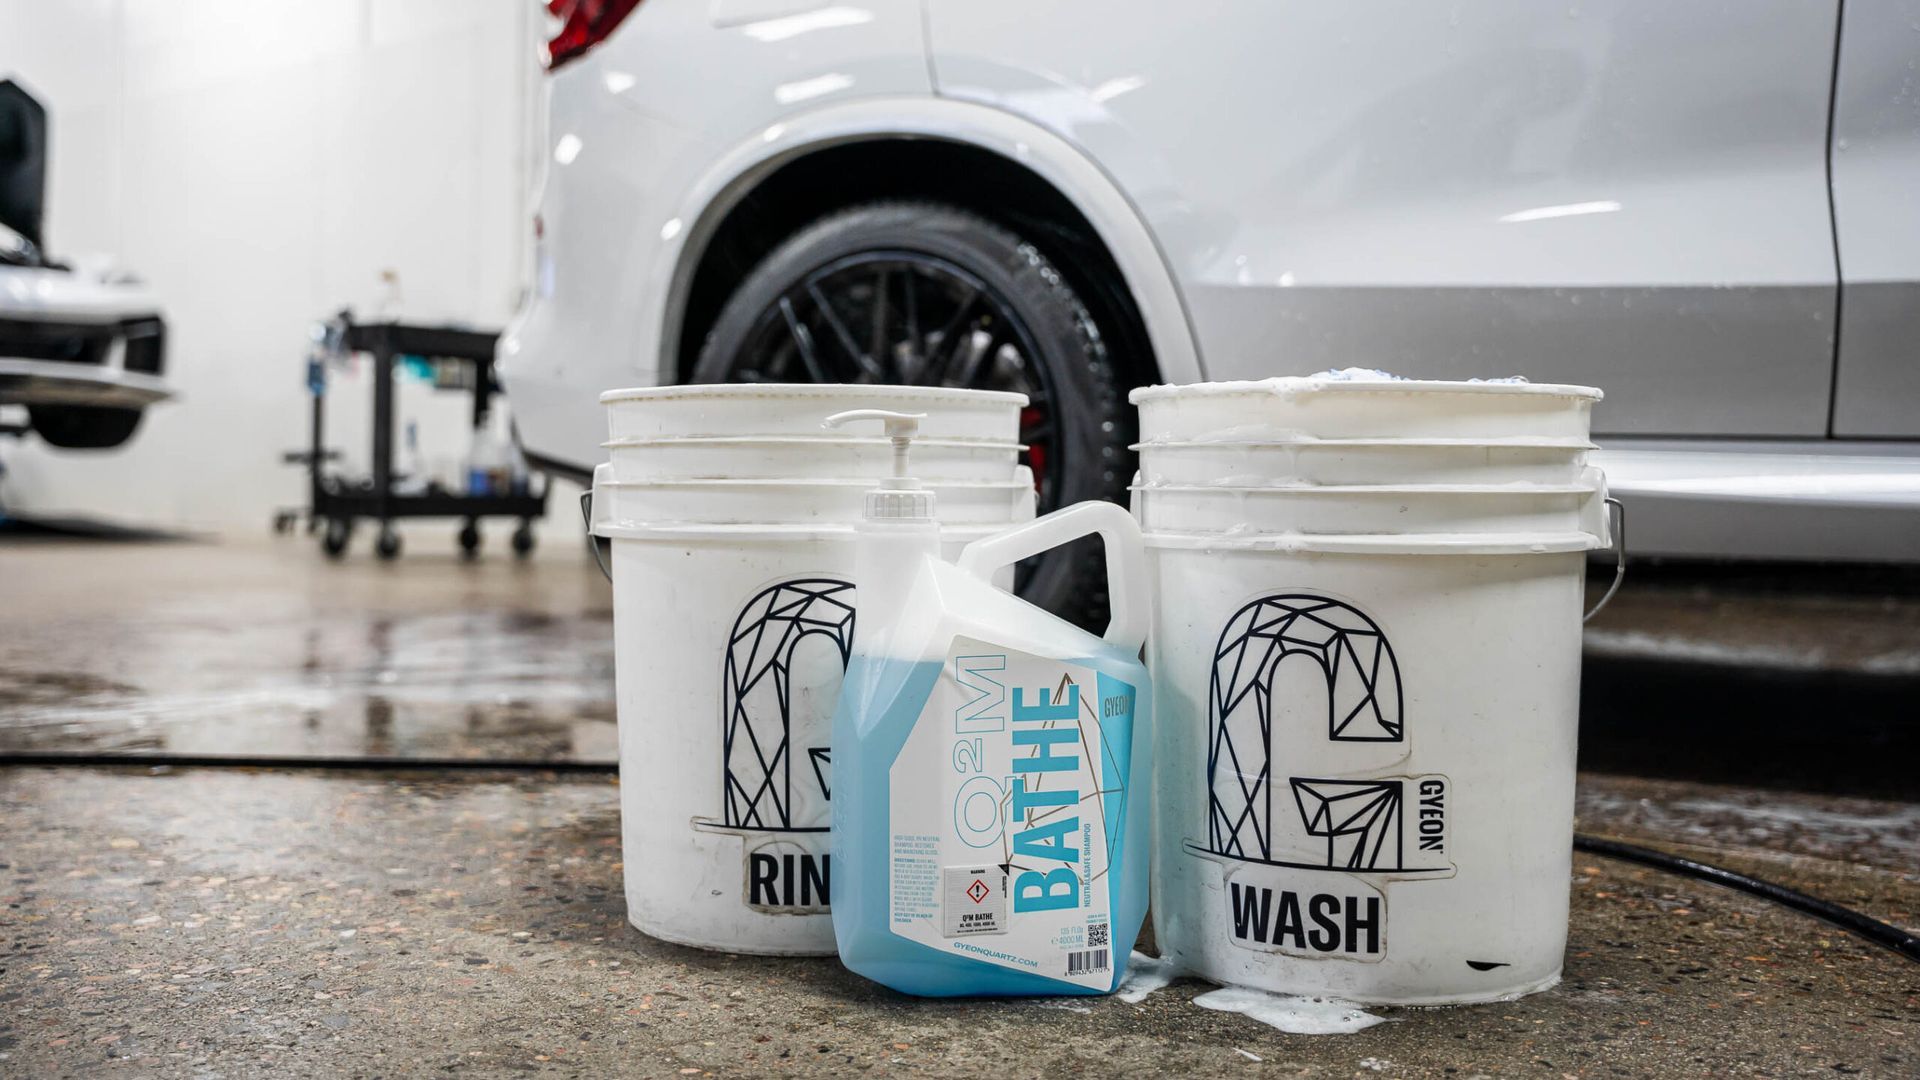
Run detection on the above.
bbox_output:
[375,527,402,560]
[458,520,481,559]
[511,522,535,557]
[322,519,350,558]
[272,511,295,535]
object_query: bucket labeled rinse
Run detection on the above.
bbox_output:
[594,472,1034,527]
[604,435,1023,482]
[592,385,1032,956]
[602,384,1023,442]
[1133,375,1612,1006]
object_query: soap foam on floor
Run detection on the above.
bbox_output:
[1191,986,1388,1035]
[1108,951,1388,1037]
[1114,950,1181,1004]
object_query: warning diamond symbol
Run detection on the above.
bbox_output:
[965,879,990,904]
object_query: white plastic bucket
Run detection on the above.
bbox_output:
[1132,375,1608,1005]
[604,435,1022,483]
[591,383,1033,956]
[1132,377,1601,443]
[596,470,1034,527]
[601,521,1017,955]
[602,383,1025,442]
[1142,538,1600,1004]
[1134,438,1592,488]
[1132,477,1607,539]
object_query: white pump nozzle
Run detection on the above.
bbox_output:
[824,409,934,521]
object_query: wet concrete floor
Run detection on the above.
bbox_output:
[0,536,616,764]
[2,537,1917,1076]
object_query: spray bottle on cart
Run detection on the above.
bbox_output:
[823,409,1152,997]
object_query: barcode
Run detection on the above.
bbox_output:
[1067,948,1109,976]
[1087,924,1109,948]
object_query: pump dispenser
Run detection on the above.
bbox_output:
[824,409,1153,998]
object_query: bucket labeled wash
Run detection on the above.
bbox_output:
[1132,372,1600,443]
[1134,438,1593,488]
[591,385,1032,956]
[1132,376,1614,1006]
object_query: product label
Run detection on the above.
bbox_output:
[1188,591,1457,960]
[887,637,1134,990]
[701,576,855,912]
[1223,865,1387,960]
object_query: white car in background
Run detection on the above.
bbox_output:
[500,0,1920,613]
[0,79,169,450]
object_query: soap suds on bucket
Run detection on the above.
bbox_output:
[1191,986,1388,1035]
[1308,367,1409,382]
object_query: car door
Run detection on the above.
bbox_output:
[928,1,1842,437]
[1829,0,1920,438]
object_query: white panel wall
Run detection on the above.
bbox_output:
[0,0,549,532]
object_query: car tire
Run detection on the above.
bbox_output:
[692,201,1132,628]
[27,405,144,449]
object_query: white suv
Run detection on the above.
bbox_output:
[501,1,1920,611]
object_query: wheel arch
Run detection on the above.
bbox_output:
[652,97,1202,390]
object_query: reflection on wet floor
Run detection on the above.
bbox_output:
[4,538,1916,790]
[0,538,616,763]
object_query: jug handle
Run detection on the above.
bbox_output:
[956,501,1149,653]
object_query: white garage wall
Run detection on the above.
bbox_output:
[0,0,551,533]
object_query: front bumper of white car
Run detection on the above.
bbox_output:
[0,314,171,409]
[0,265,173,411]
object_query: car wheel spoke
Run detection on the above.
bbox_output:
[778,297,832,384]
[868,268,891,380]
[807,283,882,380]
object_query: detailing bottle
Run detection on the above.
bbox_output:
[823,409,1152,997]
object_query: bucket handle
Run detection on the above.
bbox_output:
[580,490,613,583]
[956,500,1150,653]
[1583,496,1625,623]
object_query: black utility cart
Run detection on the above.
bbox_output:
[280,318,546,560]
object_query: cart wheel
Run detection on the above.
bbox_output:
[458,520,481,559]
[322,519,350,558]
[376,526,402,560]
[273,511,296,535]
[511,521,535,558]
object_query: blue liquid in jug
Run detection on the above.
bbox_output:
[830,652,1149,998]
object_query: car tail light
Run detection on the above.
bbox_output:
[544,0,643,71]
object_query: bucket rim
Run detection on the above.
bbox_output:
[1140,529,1606,554]
[1131,435,1597,451]
[600,382,1028,407]
[593,520,1009,541]
[598,475,1034,492]
[1129,377,1603,404]
[603,434,1025,451]
[1130,480,1602,496]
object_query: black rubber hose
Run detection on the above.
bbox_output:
[1575,833,1920,963]
[4,752,1914,964]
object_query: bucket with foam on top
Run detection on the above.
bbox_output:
[1132,373,1612,1005]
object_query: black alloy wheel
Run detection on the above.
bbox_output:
[693,201,1133,628]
